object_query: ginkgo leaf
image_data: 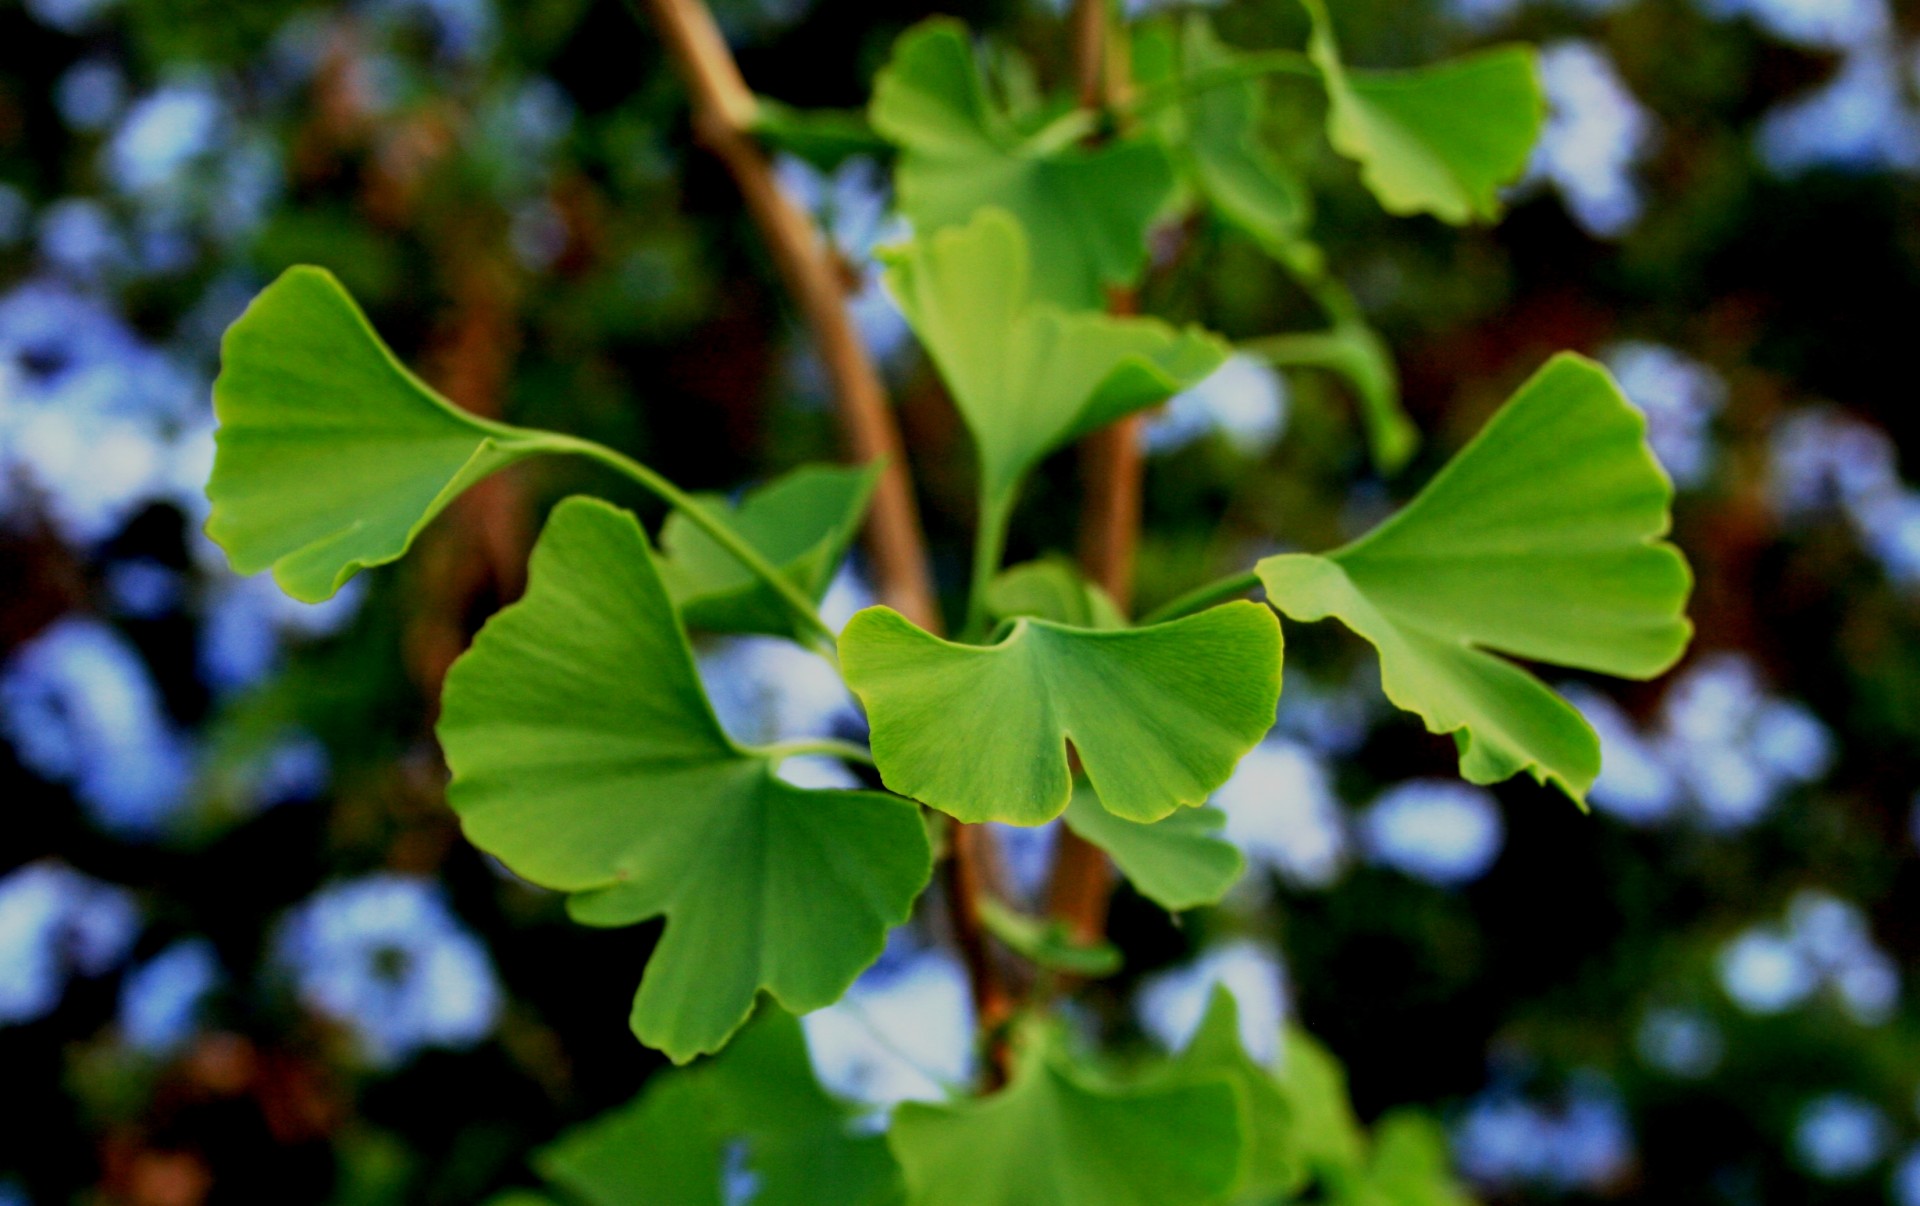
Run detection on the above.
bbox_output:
[839,601,1281,825]
[1162,16,1320,278]
[207,265,538,602]
[1159,988,1303,1200]
[1252,317,1417,474]
[1274,1026,1368,1178]
[1061,787,1243,912]
[1257,353,1692,802]
[1356,1113,1476,1206]
[537,1009,902,1206]
[657,462,879,639]
[870,18,1177,307]
[1302,0,1543,224]
[888,1028,1242,1206]
[438,497,931,1062]
[882,208,1227,507]
[986,559,1126,631]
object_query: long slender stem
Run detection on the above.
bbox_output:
[531,432,839,653]
[754,737,879,766]
[1138,568,1261,627]
[635,0,1013,1081]
[632,0,941,631]
[963,493,1015,643]
[1046,0,1132,947]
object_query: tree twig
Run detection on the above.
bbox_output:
[637,0,939,630]
[1047,0,1134,946]
[636,0,1013,1080]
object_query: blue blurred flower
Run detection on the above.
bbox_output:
[36,198,123,280]
[1714,893,1897,1024]
[1704,0,1891,51]
[272,874,502,1067]
[23,0,119,33]
[1527,41,1656,238]
[104,558,185,619]
[0,861,140,1025]
[1635,1007,1724,1079]
[1895,1144,1920,1206]
[119,937,221,1055]
[54,59,126,133]
[697,636,859,748]
[1603,342,1726,489]
[1770,408,1920,587]
[1719,929,1817,1014]
[1456,1076,1634,1193]
[1794,1093,1890,1179]
[1,617,194,838]
[108,81,222,197]
[776,155,910,362]
[1136,939,1289,1066]
[802,934,974,1107]
[361,0,497,64]
[1759,49,1920,175]
[1359,780,1505,887]
[1144,354,1288,458]
[1211,738,1351,890]
[0,185,26,249]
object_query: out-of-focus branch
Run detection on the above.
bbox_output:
[637,0,940,631]
[1049,0,1136,947]
[637,0,1014,1077]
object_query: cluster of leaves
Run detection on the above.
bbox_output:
[200,5,1689,1202]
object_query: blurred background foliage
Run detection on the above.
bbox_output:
[5,0,1920,1201]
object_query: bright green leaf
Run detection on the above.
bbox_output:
[1160,988,1303,1199]
[889,1028,1242,1206]
[1303,0,1543,224]
[1171,17,1321,278]
[1257,353,1692,802]
[1275,1027,1368,1179]
[537,1009,903,1206]
[752,98,893,171]
[657,462,880,639]
[438,497,931,1062]
[206,265,536,602]
[840,601,1282,825]
[1061,786,1243,912]
[1359,1112,1476,1206]
[870,18,1177,307]
[882,208,1227,507]
[986,559,1126,631]
[1252,316,1417,474]
[977,898,1123,978]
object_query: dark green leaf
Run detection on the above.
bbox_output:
[207,266,535,602]
[538,1010,903,1206]
[986,559,1126,631]
[1160,988,1304,1201]
[889,1028,1243,1206]
[438,497,931,1061]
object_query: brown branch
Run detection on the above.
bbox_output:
[637,0,1014,1078]
[639,0,939,630]
[1047,0,1137,947]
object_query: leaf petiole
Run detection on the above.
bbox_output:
[1124,49,1320,120]
[1137,568,1261,626]
[515,430,843,654]
[963,492,1017,643]
[755,737,878,767]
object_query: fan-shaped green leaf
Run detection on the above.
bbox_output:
[438,497,931,1062]
[657,462,880,639]
[882,208,1227,507]
[1303,0,1543,224]
[1252,316,1416,474]
[1160,988,1303,1200]
[889,1028,1242,1206]
[1257,354,1692,802]
[1062,787,1243,912]
[207,265,537,602]
[986,559,1126,631]
[870,18,1177,307]
[839,601,1280,825]
[537,1009,903,1206]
